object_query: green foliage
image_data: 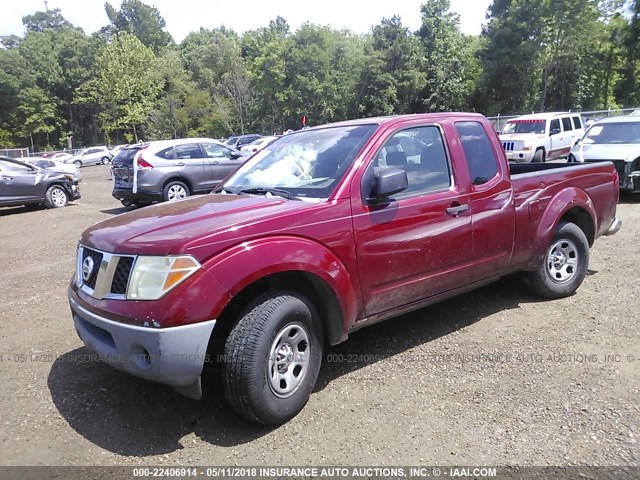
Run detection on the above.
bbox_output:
[1,1,639,150]
[77,32,162,141]
[104,0,173,53]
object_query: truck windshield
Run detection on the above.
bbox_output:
[502,120,546,135]
[220,124,377,200]
[583,122,640,144]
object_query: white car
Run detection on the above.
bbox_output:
[23,157,82,182]
[51,152,74,161]
[65,146,113,167]
[499,112,585,162]
[240,136,279,156]
[568,116,640,192]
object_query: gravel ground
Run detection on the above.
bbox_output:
[0,165,638,468]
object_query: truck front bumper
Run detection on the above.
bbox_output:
[505,150,533,162]
[69,291,216,399]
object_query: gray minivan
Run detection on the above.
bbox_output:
[111,138,245,207]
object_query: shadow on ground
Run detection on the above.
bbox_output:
[619,191,640,204]
[48,276,549,456]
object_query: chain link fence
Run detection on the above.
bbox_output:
[0,147,30,158]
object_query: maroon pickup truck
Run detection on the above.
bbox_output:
[68,113,621,425]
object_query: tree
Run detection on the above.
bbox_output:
[104,0,173,54]
[355,16,425,117]
[476,0,547,114]
[22,9,74,33]
[418,0,480,111]
[181,27,252,135]
[77,32,162,142]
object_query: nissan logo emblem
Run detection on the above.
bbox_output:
[82,256,95,282]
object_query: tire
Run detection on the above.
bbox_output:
[120,199,134,207]
[525,222,589,299]
[163,181,190,202]
[223,293,324,425]
[101,157,111,165]
[44,185,68,208]
[533,148,545,163]
[73,160,82,167]
[567,154,576,163]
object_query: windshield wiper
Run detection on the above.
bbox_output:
[237,187,301,200]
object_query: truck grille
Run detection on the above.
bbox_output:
[81,248,103,289]
[110,257,134,295]
[502,141,515,152]
[77,245,136,299]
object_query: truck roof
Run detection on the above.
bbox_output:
[307,112,487,130]
[506,112,580,121]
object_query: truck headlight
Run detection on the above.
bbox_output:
[127,255,201,300]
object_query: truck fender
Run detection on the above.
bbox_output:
[201,235,358,342]
[530,187,596,269]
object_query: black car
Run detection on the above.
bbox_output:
[0,156,81,208]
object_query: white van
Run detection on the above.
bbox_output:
[499,112,585,162]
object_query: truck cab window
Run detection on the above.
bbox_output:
[455,121,499,186]
[370,126,451,198]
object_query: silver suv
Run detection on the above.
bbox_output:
[65,146,113,167]
[111,138,245,206]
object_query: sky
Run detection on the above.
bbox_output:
[2,0,492,41]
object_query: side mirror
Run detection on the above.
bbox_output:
[229,150,243,159]
[366,168,408,204]
[549,128,561,136]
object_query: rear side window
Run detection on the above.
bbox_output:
[114,148,141,165]
[562,117,573,131]
[455,121,499,186]
[572,116,582,129]
[175,144,203,159]
[156,147,174,159]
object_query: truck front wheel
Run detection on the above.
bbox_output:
[526,222,589,299]
[223,293,324,425]
[533,148,546,163]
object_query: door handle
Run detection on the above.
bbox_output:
[208,161,220,165]
[446,204,469,216]
[174,162,186,167]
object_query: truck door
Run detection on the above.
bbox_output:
[453,121,515,281]
[174,143,208,193]
[352,124,474,316]
[201,142,246,189]
[548,118,564,159]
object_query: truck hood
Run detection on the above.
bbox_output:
[82,194,319,257]
[572,143,640,162]
[499,133,546,143]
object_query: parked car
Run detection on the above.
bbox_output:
[23,157,82,182]
[225,134,262,150]
[65,146,113,167]
[0,156,80,208]
[239,135,279,156]
[52,152,74,162]
[568,115,640,192]
[110,138,246,207]
[68,113,621,425]
[499,112,585,162]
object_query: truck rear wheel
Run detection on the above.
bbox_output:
[525,222,589,299]
[223,293,323,425]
